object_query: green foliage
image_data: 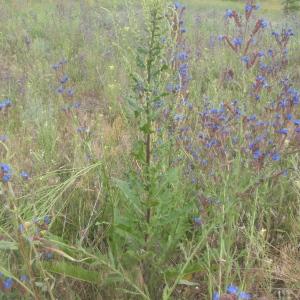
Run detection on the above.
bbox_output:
[0,1,300,299]
[282,0,300,13]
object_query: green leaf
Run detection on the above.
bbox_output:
[42,261,100,284]
[140,122,153,134]
[132,140,145,162]
[0,241,18,250]
[164,263,204,280]
[113,178,144,216]
[178,280,199,286]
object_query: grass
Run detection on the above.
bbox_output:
[1,0,300,299]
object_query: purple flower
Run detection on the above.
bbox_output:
[174,114,185,122]
[239,291,252,299]
[52,63,60,70]
[293,120,300,126]
[77,127,89,133]
[56,86,64,94]
[0,163,10,173]
[20,274,29,282]
[213,291,220,300]
[245,4,253,12]
[272,153,281,161]
[0,99,12,110]
[253,150,262,160]
[225,9,234,18]
[247,115,256,121]
[285,28,294,37]
[0,135,8,142]
[174,2,182,10]
[241,56,250,64]
[218,35,225,41]
[3,277,13,289]
[179,64,188,77]
[227,284,239,294]
[233,37,243,47]
[276,128,288,135]
[19,224,25,233]
[66,88,74,97]
[268,49,274,56]
[260,19,268,29]
[60,75,69,84]
[178,51,188,61]
[44,215,51,225]
[1,163,12,183]
[20,171,29,180]
[192,216,202,225]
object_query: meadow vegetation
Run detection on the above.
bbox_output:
[1,0,300,299]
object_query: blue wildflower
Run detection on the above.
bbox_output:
[60,75,69,84]
[72,102,81,109]
[20,274,29,282]
[3,277,13,289]
[233,37,243,47]
[56,86,64,94]
[258,50,265,57]
[20,171,29,180]
[276,128,288,135]
[218,35,225,41]
[285,28,294,37]
[0,99,12,110]
[174,2,182,10]
[245,4,253,12]
[213,291,220,300]
[247,115,256,121]
[44,215,51,225]
[178,51,188,61]
[0,135,8,142]
[225,9,234,18]
[52,63,60,70]
[241,56,250,64]
[272,153,281,161]
[0,163,10,173]
[253,150,262,160]
[66,88,74,97]
[192,217,202,225]
[296,127,300,133]
[260,19,268,28]
[77,127,88,133]
[19,224,25,233]
[268,49,274,56]
[286,113,293,120]
[227,284,239,294]
[293,120,300,126]
[239,291,252,299]
[2,174,12,183]
[0,163,12,183]
[174,114,185,122]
